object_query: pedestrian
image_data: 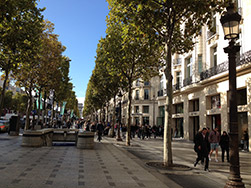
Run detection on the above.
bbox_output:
[208,127,220,162]
[193,128,210,171]
[219,131,230,162]
[66,120,71,129]
[121,124,127,139]
[96,122,104,142]
[243,130,249,151]
[152,125,157,139]
[194,129,203,165]
[91,122,96,132]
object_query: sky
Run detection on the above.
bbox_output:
[37,0,110,104]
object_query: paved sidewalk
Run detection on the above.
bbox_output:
[104,136,251,188]
[0,133,172,188]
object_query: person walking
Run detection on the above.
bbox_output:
[96,122,104,142]
[219,131,230,162]
[243,130,249,151]
[208,127,220,162]
[194,129,203,166]
[193,128,210,171]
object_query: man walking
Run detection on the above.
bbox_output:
[96,122,104,142]
[208,127,220,162]
[220,131,230,162]
[194,128,211,171]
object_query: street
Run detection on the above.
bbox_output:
[0,132,250,188]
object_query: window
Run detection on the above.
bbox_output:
[144,89,149,100]
[198,55,203,73]
[175,103,184,113]
[176,72,182,87]
[185,56,193,78]
[237,88,247,105]
[134,106,139,113]
[193,99,199,111]
[135,90,139,100]
[159,106,165,117]
[211,95,221,109]
[143,117,149,125]
[208,16,217,39]
[136,79,140,86]
[211,46,217,67]
[143,106,149,113]
[144,81,150,86]
[211,16,217,34]
[135,117,139,125]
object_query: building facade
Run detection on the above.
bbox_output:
[103,1,251,151]
[155,0,251,151]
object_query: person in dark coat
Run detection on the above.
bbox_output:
[96,122,104,142]
[194,129,203,165]
[243,130,249,151]
[219,131,230,162]
[194,128,211,171]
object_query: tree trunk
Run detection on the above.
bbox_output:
[126,84,132,146]
[50,91,54,126]
[106,102,109,125]
[0,69,9,116]
[36,89,41,126]
[110,95,116,137]
[24,88,33,130]
[163,44,173,167]
[43,91,47,124]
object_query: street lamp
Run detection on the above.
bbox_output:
[116,90,123,141]
[32,92,39,129]
[220,3,244,188]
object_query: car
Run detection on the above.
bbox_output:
[0,119,10,133]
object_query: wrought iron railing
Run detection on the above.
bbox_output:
[200,61,228,81]
[173,83,181,91]
[200,50,251,81]
[183,76,193,87]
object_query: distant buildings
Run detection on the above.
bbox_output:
[78,103,83,118]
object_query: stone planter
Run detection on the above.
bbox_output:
[77,131,95,149]
[22,130,44,147]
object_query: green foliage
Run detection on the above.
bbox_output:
[0,0,44,116]
[0,1,77,126]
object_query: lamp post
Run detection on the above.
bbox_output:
[32,93,38,129]
[220,3,245,188]
[116,91,123,141]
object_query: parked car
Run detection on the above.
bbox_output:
[0,119,10,133]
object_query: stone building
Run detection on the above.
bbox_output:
[105,1,251,151]
[155,1,251,151]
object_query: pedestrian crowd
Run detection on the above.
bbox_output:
[193,127,249,172]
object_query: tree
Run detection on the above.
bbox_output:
[0,0,44,117]
[37,21,66,124]
[105,3,162,145]
[12,92,28,115]
[108,0,227,166]
[92,38,122,136]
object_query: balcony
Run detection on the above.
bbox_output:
[173,83,181,91]
[200,50,251,81]
[183,76,193,87]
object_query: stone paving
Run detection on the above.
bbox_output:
[0,133,170,188]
